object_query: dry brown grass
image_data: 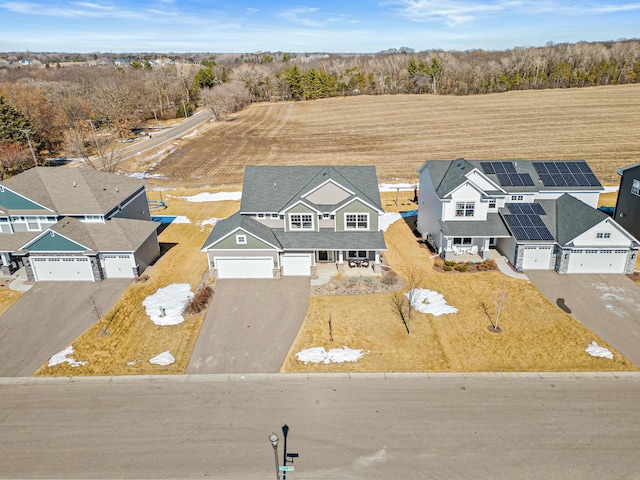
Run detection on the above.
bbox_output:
[0,289,22,316]
[137,85,640,189]
[34,190,240,376]
[281,218,638,373]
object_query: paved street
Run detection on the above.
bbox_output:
[528,272,640,366]
[187,278,310,373]
[0,280,130,376]
[1,373,639,479]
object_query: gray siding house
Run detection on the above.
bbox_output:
[0,168,160,281]
[417,159,638,274]
[614,162,640,244]
[202,166,387,278]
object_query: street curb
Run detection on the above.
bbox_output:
[1,371,639,385]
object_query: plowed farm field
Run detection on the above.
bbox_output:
[138,84,640,188]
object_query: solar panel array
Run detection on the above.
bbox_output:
[480,162,535,187]
[532,161,600,187]
[506,203,546,215]
[503,214,554,241]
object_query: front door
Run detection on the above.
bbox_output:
[318,251,334,262]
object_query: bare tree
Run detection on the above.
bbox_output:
[65,122,124,172]
[478,286,509,333]
[390,266,424,336]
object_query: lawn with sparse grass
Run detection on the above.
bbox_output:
[281,210,638,373]
[0,289,22,317]
[33,188,240,376]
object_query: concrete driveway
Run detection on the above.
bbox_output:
[187,277,310,374]
[0,280,130,376]
[527,271,640,366]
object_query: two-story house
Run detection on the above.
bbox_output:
[0,167,160,281]
[614,162,640,244]
[417,159,638,274]
[201,166,387,278]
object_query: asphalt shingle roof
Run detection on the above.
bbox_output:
[201,212,281,250]
[0,167,146,215]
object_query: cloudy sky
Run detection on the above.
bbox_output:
[1,0,638,53]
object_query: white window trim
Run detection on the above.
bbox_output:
[236,234,247,245]
[511,195,524,202]
[596,232,611,239]
[631,179,640,196]
[344,213,369,230]
[455,202,475,218]
[289,213,314,230]
[270,213,279,219]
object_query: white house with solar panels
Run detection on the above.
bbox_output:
[416,159,639,274]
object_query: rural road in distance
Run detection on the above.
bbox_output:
[1,373,639,478]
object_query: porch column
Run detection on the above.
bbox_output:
[338,250,344,264]
[374,251,380,263]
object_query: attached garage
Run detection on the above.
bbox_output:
[282,254,312,276]
[521,246,553,270]
[566,249,628,274]
[31,256,94,282]
[103,254,134,278]
[216,257,273,279]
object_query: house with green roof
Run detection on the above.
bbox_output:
[0,167,159,281]
[201,166,387,279]
[417,159,638,274]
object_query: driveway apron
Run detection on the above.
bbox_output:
[527,271,640,367]
[187,277,310,374]
[0,280,130,376]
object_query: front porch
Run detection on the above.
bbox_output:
[315,261,381,278]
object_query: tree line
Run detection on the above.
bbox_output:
[1,40,639,176]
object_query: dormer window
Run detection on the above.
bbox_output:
[290,214,314,230]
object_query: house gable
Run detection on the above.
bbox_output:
[210,228,279,250]
[284,202,319,232]
[0,186,50,212]
[22,230,88,252]
[335,198,379,232]
[303,179,352,205]
[568,218,635,248]
[465,169,504,193]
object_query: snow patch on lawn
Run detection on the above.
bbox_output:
[198,218,219,229]
[178,191,242,202]
[128,172,165,179]
[48,346,87,367]
[149,351,175,366]
[379,212,402,232]
[408,289,458,316]
[183,129,198,138]
[296,346,369,364]
[172,215,191,224]
[586,341,613,359]
[142,283,194,326]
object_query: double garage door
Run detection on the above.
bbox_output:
[567,249,628,274]
[216,257,273,279]
[31,256,94,282]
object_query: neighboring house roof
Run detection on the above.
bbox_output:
[22,217,158,253]
[616,162,640,175]
[418,159,603,196]
[0,167,146,216]
[0,232,39,252]
[201,212,281,250]
[439,213,511,238]
[240,166,383,213]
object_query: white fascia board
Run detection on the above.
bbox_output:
[330,196,384,215]
[201,226,282,252]
[19,228,91,251]
[302,178,355,198]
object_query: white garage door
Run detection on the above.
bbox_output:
[522,246,553,270]
[282,254,312,276]
[103,254,134,278]
[31,256,94,282]
[567,249,628,274]
[216,257,273,279]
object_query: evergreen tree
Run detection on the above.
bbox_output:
[0,96,39,149]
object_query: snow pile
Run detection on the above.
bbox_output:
[407,289,458,316]
[48,346,87,367]
[178,192,242,202]
[379,212,402,232]
[198,218,219,228]
[149,351,175,366]
[296,346,369,364]
[128,172,165,179]
[172,215,191,224]
[379,183,415,192]
[142,283,194,326]
[183,129,198,138]
[586,341,613,359]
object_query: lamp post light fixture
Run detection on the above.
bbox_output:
[269,433,280,480]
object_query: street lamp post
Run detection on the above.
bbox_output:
[21,129,37,167]
[269,433,280,480]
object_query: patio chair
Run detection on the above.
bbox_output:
[348,259,357,268]
[470,245,479,255]
[452,246,462,256]
[361,259,370,268]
